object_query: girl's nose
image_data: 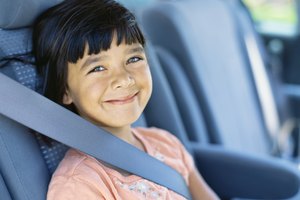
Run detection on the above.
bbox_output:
[111,68,135,89]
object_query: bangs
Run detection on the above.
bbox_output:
[67,23,145,64]
[65,25,145,63]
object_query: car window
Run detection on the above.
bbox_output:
[243,0,298,37]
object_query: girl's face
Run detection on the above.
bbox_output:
[63,36,152,132]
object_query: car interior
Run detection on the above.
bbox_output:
[1,0,300,199]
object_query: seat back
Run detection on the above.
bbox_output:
[144,44,192,147]
[0,173,12,200]
[0,27,68,199]
[0,114,50,200]
[155,46,209,143]
[141,0,275,155]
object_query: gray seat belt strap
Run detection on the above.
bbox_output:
[0,73,191,199]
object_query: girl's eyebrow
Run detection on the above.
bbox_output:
[80,55,108,71]
[125,46,145,54]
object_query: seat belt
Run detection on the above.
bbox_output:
[0,73,191,199]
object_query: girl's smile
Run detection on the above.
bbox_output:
[104,91,139,105]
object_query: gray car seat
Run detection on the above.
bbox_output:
[1,0,300,200]
[0,173,11,199]
[141,0,296,157]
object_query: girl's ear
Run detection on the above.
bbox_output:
[62,89,73,105]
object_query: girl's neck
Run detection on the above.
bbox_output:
[103,125,132,142]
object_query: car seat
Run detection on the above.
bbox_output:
[140,0,297,157]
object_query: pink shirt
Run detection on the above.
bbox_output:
[47,127,195,200]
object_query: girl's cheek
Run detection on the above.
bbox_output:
[85,78,107,94]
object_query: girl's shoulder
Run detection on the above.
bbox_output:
[52,149,87,177]
[48,149,118,200]
[52,148,106,179]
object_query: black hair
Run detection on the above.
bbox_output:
[33,0,145,112]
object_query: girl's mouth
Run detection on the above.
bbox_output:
[104,92,139,105]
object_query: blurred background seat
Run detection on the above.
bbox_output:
[140,0,299,159]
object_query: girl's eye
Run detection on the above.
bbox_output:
[88,66,106,74]
[126,56,143,64]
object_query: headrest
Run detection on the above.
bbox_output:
[0,0,63,29]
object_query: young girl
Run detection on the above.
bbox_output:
[33,0,219,199]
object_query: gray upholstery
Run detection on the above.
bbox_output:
[0,29,42,90]
[0,173,12,200]
[36,134,69,174]
[155,46,209,143]
[144,44,191,148]
[0,0,154,29]
[0,29,63,199]
[0,0,63,29]
[193,145,300,199]
[141,0,272,155]
[0,29,32,58]
[0,114,50,200]
[0,28,69,173]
